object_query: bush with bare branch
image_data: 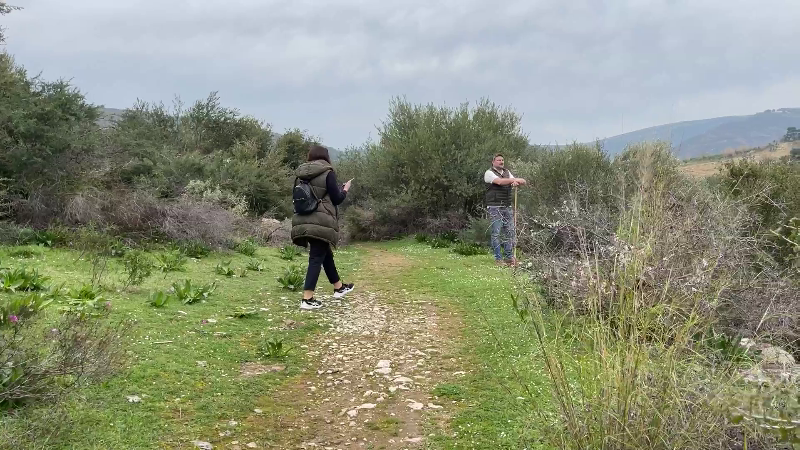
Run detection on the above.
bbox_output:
[512,142,794,448]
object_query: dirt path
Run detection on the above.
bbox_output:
[247,247,466,450]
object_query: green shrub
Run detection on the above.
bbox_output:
[717,159,800,270]
[277,265,305,291]
[8,248,41,259]
[17,228,61,247]
[452,241,486,256]
[121,250,154,287]
[175,240,211,259]
[59,284,107,319]
[438,230,458,243]
[414,233,429,243]
[336,97,530,234]
[147,291,171,308]
[246,259,265,272]
[458,216,491,245]
[279,245,301,261]
[234,238,257,257]
[214,261,235,277]
[154,250,187,273]
[258,337,291,359]
[0,267,50,293]
[428,238,451,249]
[171,279,217,305]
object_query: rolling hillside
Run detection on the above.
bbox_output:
[592,108,800,159]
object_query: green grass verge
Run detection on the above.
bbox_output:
[0,243,361,448]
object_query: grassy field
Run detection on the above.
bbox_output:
[0,239,553,449]
[680,141,794,177]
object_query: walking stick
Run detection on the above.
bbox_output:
[513,186,518,264]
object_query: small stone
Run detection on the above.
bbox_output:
[246,443,258,449]
[393,376,413,383]
[206,318,217,323]
[126,395,141,403]
[376,360,391,368]
[389,386,398,393]
[192,441,213,450]
[196,361,207,367]
[407,401,424,410]
[228,420,238,427]
[357,403,376,409]
[427,403,443,409]
[374,368,392,375]
[761,346,796,369]
[405,437,424,443]
[254,408,263,414]
[347,409,358,418]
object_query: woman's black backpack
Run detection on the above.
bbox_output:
[292,177,321,215]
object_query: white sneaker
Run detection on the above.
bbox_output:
[300,298,322,310]
[333,283,354,298]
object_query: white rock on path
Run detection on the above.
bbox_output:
[192,441,213,450]
[376,360,391,368]
[393,376,413,383]
[374,367,392,375]
[357,403,376,409]
[406,400,425,410]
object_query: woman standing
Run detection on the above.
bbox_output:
[291,145,354,310]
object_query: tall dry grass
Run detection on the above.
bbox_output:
[514,143,791,449]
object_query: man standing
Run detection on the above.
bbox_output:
[484,154,526,266]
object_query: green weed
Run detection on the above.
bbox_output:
[259,337,291,359]
[0,267,50,293]
[155,250,187,273]
[214,261,235,277]
[147,291,171,308]
[171,279,217,305]
[279,246,301,261]
[277,265,304,291]
[246,260,265,272]
[234,239,257,257]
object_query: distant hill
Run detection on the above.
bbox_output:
[589,108,800,159]
[98,107,341,160]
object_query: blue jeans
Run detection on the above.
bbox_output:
[488,206,515,261]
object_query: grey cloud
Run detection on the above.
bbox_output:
[3,0,800,148]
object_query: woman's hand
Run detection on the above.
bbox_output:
[343,179,353,192]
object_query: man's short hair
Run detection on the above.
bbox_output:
[493,153,504,161]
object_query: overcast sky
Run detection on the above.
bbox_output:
[3,0,800,149]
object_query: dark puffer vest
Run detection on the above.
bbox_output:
[291,160,339,248]
[485,167,512,207]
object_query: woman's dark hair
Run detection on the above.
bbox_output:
[307,145,331,164]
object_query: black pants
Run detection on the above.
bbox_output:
[303,239,341,291]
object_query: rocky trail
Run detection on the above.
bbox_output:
[246,249,467,450]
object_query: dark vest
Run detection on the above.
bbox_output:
[485,167,512,207]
